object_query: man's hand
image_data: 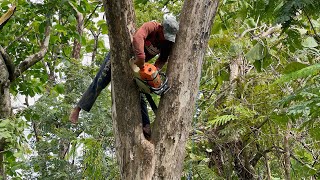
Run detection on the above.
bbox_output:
[134,58,145,69]
[69,106,81,124]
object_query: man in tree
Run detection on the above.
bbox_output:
[69,15,179,139]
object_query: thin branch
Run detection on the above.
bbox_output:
[90,27,101,65]
[250,146,274,167]
[84,4,102,27]
[13,22,51,80]
[303,9,320,42]
[261,24,282,38]
[284,123,291,180]
[243,117,269,143]
[5,26,33,50]
[272,146,307,166]
[240,26,260,38]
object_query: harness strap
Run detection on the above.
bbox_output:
[145,93,157,114]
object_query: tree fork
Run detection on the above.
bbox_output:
[103,0,219,179]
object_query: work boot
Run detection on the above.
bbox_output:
[143,124,151,140]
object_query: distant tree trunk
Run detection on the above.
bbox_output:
[71,3,84,60]
[264,153,271,180]
[0,53,11,119]
[59,4,84,159]
[0,49,11,180]
[0,17,50,178]
[284,122,291,180]
[103,0,219,179]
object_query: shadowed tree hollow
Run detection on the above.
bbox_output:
[103,0,219,179]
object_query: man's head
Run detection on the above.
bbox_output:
[162,14,179,43]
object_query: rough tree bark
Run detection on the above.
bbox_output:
[103,0,219,179]
[0,49,11,180]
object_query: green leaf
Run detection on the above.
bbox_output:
[246,42,266,62]
[55,24,67,35]
[54,84,65,94]
[229,44,242,56]
[216,70,229,84]
[283,62,308,74]
[253,60,262,72]
[208,115,238,126]
[273,63,320,85]
[271,114,289,126]
[310,125,320,141]
[301,37,318,48]
[0,119,10,128]
[39,22,46,34]
[0,132,12,139]
[285,29,302,52]
[244,18,256,28]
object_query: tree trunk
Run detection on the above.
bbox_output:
[103,0,219,179]
[0,50,11,180]
[0,53,11,119]
[71,5,84,60]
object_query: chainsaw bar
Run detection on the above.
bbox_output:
[135,72,169,96]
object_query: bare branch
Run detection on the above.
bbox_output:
[240,26,260,38]
[90,27,101,64]
[261,24,282,38]
[84,4,102,27]
[13,23,51,80]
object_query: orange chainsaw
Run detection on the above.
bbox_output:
[130,61,169,96]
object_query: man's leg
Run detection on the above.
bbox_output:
[70,53,111,123]
[140,94,151,140]
[77,52,111,112]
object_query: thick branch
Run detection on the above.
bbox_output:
[0,46,15,81]
[0,5,16,30]
[13,23,51,80]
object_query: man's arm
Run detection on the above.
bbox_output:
[132,21,160,68]
[154,42,172,70]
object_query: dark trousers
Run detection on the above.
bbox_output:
[77,53,150,126]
